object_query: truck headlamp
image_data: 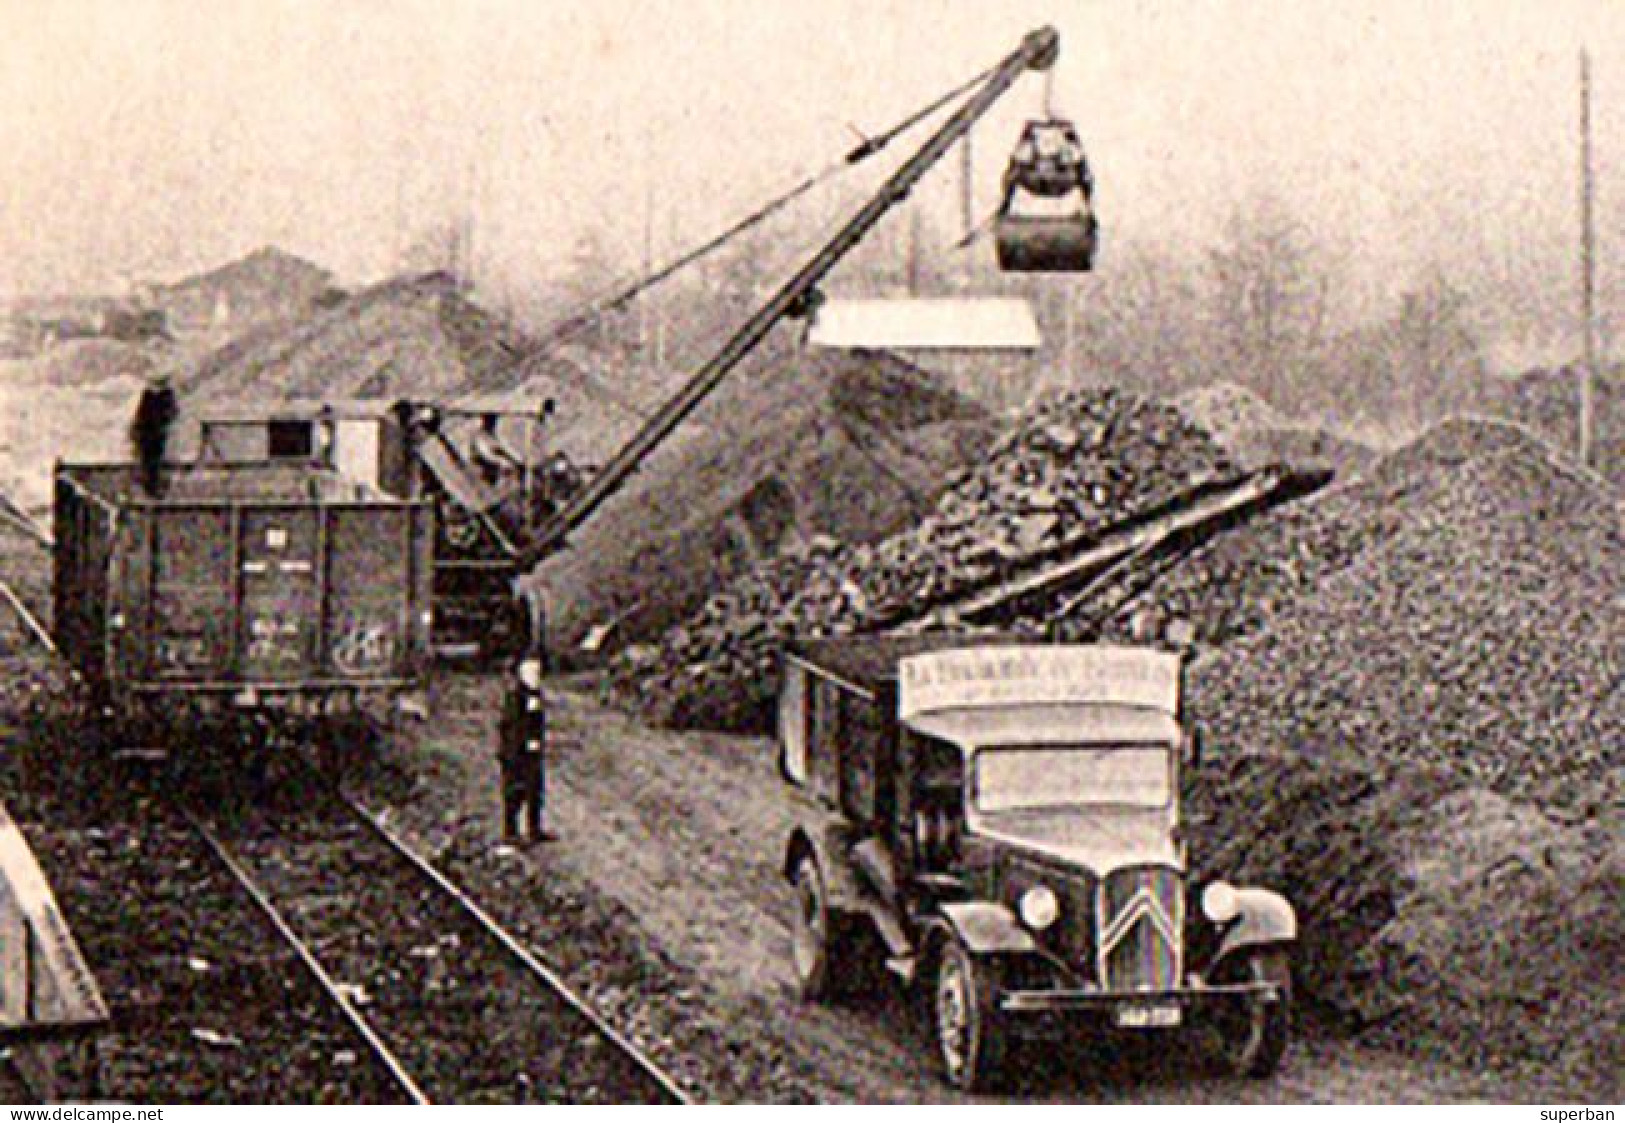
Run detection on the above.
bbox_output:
[1201,880,1240,925]
[1019,886,1060,931]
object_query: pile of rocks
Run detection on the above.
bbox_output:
[1185,427,1622,816]
[611,387,1236,729]
[1147,421,1621,1085]
[541,347,993,654]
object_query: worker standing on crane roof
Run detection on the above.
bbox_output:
[469,411,522,488]
[130,373,178,497]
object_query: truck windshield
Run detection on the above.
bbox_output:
[974,745,1172,811]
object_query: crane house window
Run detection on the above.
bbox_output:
[267,420,316,460]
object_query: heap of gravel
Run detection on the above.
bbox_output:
[1182,425,1621,816]
[1148,420,1621,1091]
[612,386,1235,730]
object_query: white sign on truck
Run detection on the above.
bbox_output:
[897,645,1180,719]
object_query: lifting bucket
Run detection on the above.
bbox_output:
[995,120,1098,273]
[995,198,1098,272]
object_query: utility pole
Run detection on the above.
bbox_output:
[1579,49,1596,468]
[642,172,655,359]
[907,208,923,295]
[961,130,975,245]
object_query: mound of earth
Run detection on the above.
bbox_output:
[540,343,994,661]
[1184,749,1619,1095]
[1130,422,1622,1089]
[612,384,1236,730]
[179,272,526,405]
[1223,425,1376,477]
[1060,419,1594,650]
[1189,434,1620,813]
[149,245,339,340]
[33,338,156,387]
[1483,364,1622,491]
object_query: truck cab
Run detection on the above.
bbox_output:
[778,635,1296,1091]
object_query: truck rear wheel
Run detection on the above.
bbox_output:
[791,856,858,1002]
[1214,948,1291,1078]
[932,937,1007,1093]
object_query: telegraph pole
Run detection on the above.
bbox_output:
[961,130,975,248]
[1579,49,1596,468]
[642,173,654,358]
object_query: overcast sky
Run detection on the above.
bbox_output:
[3,0,1621,350]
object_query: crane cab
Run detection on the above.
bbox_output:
[995,119,1098,273]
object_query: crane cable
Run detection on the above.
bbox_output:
[504,61,1002,379]
[954,63,1066,251]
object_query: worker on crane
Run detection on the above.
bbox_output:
[130,373,179,497]
[469,412,522,487]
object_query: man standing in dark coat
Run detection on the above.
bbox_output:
[498,653,550,843]
[130,374,178,497]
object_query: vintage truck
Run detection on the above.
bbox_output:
[778,635,1296,1091]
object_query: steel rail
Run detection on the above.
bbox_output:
[342,796,694,1105]
[182,810,432,1106]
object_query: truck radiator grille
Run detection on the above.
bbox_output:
[1098,865,1183,992]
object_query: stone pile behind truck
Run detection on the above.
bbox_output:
[611,379,1619,1089]
[611,386,1236,728]
[1084,419,1620,1092]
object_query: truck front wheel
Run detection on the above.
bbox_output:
[932,937,1008,1093]
[1213,948,1291,1078]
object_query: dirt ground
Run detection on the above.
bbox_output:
[353,672,1584,1104]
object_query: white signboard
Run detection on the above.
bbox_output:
[898,645,1180,719]
[0,802,108,1031]
[334,418,382,489]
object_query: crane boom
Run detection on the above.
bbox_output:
[518,26,1061,569]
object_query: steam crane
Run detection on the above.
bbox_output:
[194,27,1096,658]
[518,25,1089,574]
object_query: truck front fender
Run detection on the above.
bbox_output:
[1215,887,1297,962]
[937,900,1038,956]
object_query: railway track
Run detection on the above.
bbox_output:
[4,498,689,1102]
[182,770,690,1104]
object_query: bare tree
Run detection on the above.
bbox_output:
[1203,196,1337,413]
[1061,242,1207,399]
[1386,271,1487,427]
